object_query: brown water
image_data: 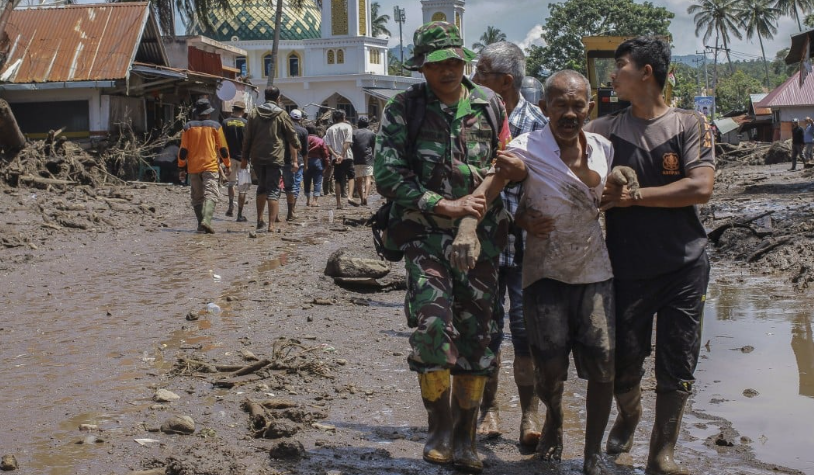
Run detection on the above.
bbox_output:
[690,268,814,474]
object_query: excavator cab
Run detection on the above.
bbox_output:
[582,36,634,120]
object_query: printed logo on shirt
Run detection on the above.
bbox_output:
[662,152,680,175]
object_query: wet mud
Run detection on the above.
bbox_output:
[0,162,812,474]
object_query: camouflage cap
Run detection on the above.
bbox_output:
[404,21,476,71]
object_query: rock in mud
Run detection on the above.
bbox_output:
[743,388,759,398]
[323,249,390,279]
[268,439,305,461]
[160,415,195,435]
[259,419,300,439]
[0,454,18,471]
[715,433,736,447]
[154,389,180,402]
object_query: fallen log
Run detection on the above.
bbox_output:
[241,398,269,430]
[230,358,271,377]
[19,174,76,186]
[747,237,792,263]
[708,210,775,244]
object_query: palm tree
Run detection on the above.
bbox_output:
[111,0,231,36]
[688,0,743,76]
[268,0,309,86]
[371,2,391,38]
[471,26,506,52]
[742,0,780,88]
[774,0,814,31]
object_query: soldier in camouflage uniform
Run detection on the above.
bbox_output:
[373,21,511,474]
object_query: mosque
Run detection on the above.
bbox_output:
[193,0,470,122]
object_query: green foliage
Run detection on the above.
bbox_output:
[716,70,764,111]
[536,0,673,74]
[671,62,701,110]
[687,0,744,71]
[773,48,798,77]
[472,26,507,52]
[371,2,391,38]
[774,0,814,31]
[525,45,548,80]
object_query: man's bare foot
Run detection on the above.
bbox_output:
[476,411,501,439]
[536,419,563,462]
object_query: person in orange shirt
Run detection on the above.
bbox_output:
[178,98,230,233]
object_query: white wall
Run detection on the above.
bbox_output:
[2,88,105,134]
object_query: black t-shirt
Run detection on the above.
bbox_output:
[793,125,805,145]
[585,107,715,280]
[351,127,376,166]
[222,116,247,160]
[284,123,309,165]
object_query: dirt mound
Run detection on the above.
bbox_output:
[716,141,790,168]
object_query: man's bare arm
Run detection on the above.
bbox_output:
[602,166,714,210]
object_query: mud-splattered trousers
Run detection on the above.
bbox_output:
[404,240,500,375]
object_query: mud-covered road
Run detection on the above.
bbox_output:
[0,162,813,475]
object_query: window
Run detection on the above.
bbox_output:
[337,49,344,64]
[358,0,366,35]
[432,12,446,22]
[288,52,301,77]
[332,0,348,35]
[263,53,273,77]
[369,49,380,64]
[235,56,247,76]
[455,12,461,29]
[327,49,335,64]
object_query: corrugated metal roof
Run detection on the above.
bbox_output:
[0,2,166,83]
[713,117,739,135]
[756,70,814,108]
[750,93,771,115]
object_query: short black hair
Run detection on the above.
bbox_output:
[306,125,317,135]
[332,109,346,123]
[615,36,671,90]
[264,86,280,102]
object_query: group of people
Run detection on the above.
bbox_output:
[177,88,379,233]
[374,21,714,475]
[791,116,814,170]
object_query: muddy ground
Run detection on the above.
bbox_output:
[0,157,812,475]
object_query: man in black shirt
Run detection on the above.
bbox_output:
[791,118,804,171]
[222,101,248,221]
[351,116,376,205]
[585,37,715,475]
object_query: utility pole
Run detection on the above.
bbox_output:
[692,57,702,95]
[393,6,406,76]
[706,44,729,118]
[695,50,709,94]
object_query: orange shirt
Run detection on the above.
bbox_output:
[178,119,230,173]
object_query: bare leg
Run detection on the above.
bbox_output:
[537,379,564,462]
[267,200,279,233]
[256,194,266,229]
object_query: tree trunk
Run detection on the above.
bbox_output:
[759,34,770,90]
[0,98,25,156]
[266,0,283,87]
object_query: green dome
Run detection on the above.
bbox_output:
[194,0,322,42]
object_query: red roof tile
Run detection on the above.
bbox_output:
[756,69,814,108]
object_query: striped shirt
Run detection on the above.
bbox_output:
[500,97,548,268]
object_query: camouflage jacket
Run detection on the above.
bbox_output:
[373,78,510,259]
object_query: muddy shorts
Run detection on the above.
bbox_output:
[403,239,499,376]
[523,277,615,383]
[614,252,710,394]
[354,164,374,177]
[188,171,220,206]
[255,164,282,201]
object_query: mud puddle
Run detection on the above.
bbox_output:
[690,263,814,474]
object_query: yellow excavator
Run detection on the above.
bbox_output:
[582,35,672,119]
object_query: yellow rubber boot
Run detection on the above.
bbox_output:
[452,374,487,473]
[418,370,452,465]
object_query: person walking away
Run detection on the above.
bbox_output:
[324,110,354,209]
[178,98,230,234]
[351,116,376,205]
[374,21,511,473]
[222,100,249,221]
[284,109,309,221]
[803,117,814,166]
[584,36,715,475]
[242,86,300,233]
[471,41,548,447]
[791,118,804,171]
[304,124,329,207]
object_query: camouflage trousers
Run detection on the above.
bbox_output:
[403,239,499,376]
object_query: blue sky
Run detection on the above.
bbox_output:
[373,0,806,63]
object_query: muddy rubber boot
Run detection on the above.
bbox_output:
[452,374,487,473]
[514,356,541,447]
[194,204,204,232]
[286,195,297,222]
[201,199,216,234]
[645,391,690,475]
[225,198,234,217]
[476,351,501,438]
[418,370,453,465]
[607,384,642,454]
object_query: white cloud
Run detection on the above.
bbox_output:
[517,24,546,51]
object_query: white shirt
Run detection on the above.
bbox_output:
[508,125,614,288]
[324,121,354,160]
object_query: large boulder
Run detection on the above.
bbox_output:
[764,140,791,165]
[324,249,390,279]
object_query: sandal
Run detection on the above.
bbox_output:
[256,220,266,230]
